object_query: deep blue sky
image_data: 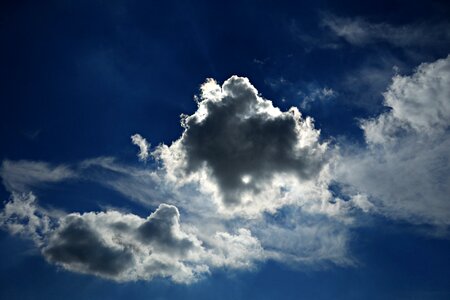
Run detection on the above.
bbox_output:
[1,0,450,299]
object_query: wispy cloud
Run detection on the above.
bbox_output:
[3,63,449,284]
[299,87,337,110]
[0,77,358,283]
[0,160,76,192]
[338,55,450,226]
[322,14,450,47]
[130,133,150,162]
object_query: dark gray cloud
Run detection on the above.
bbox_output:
[41,203,204,282]
[42,205,197,278]
[138,204,194,255]
[158,76,328,207]
[43,215,134,277]
[0,193,265,283]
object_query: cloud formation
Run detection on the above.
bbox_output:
[9,73,433,285]
[156,76,330,214]
[299,87,336,110]
[323,15,450,47]
[0,193,264,283]
[0,160,76,192]
[339,55,450,225]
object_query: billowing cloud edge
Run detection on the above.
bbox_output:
[338,54,450,226]
[0,192,265,284]
[153,76,343,218]
[7,61,449,284]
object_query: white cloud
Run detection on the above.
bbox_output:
[131,133,150,162]
[257,220,352,266]
[0,193,264,283]
[0,160,76,192]
[350,194,375,213]
[206,228,264,269]
[0,77,364,283]
[0,192,52,246]
[375,55,450,134]
[299,87,336,110]
[78,156,354,267]
[338,55,450,225]
[79,156,170,207]
[323,15,450,47]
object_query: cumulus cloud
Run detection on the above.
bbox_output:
[366,55,450,135]
[0,161,353,283]
[131,133,150,161]
[338,55,450,225]
[43,214,136,278]
[73,157,354,268]
[0,193,264,283]
[0,160,76,192]
[323,15,450,47]
[155,76,330,214]
[1,56,449,285]
[0,77,361,283]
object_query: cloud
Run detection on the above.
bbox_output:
[0,77,361,283]
[79,156,170,207]
[73,156,355,267]
[323,15,450,47]
[337,56,403,111]
[245,202,354,267]
[43,214,135,277]
[338,55,450,226]
[131,133,150,161]
[41,202,206,282]
[0,193,264,283]
[0,160,76,192]
[299,87,336,110]
[76,157,352,267]
[155,76,330,214]
[288,19,341,52]
[265,76,337,110]
[369,55,450,135]
[0,192,52,245]
[1,55,449,285]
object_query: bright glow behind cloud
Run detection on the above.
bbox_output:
[0,193,264,284]
[3,60,449,284]
[155,76,332,216]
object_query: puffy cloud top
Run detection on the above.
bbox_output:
[157,76,328,210]
[383,55,450,133]
[0,193,264,283]
[341,55,450,225]
[363,55,450,144]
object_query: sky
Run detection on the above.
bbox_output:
[1,0,450,299]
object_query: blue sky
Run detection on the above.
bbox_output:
[1,0,450,299]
